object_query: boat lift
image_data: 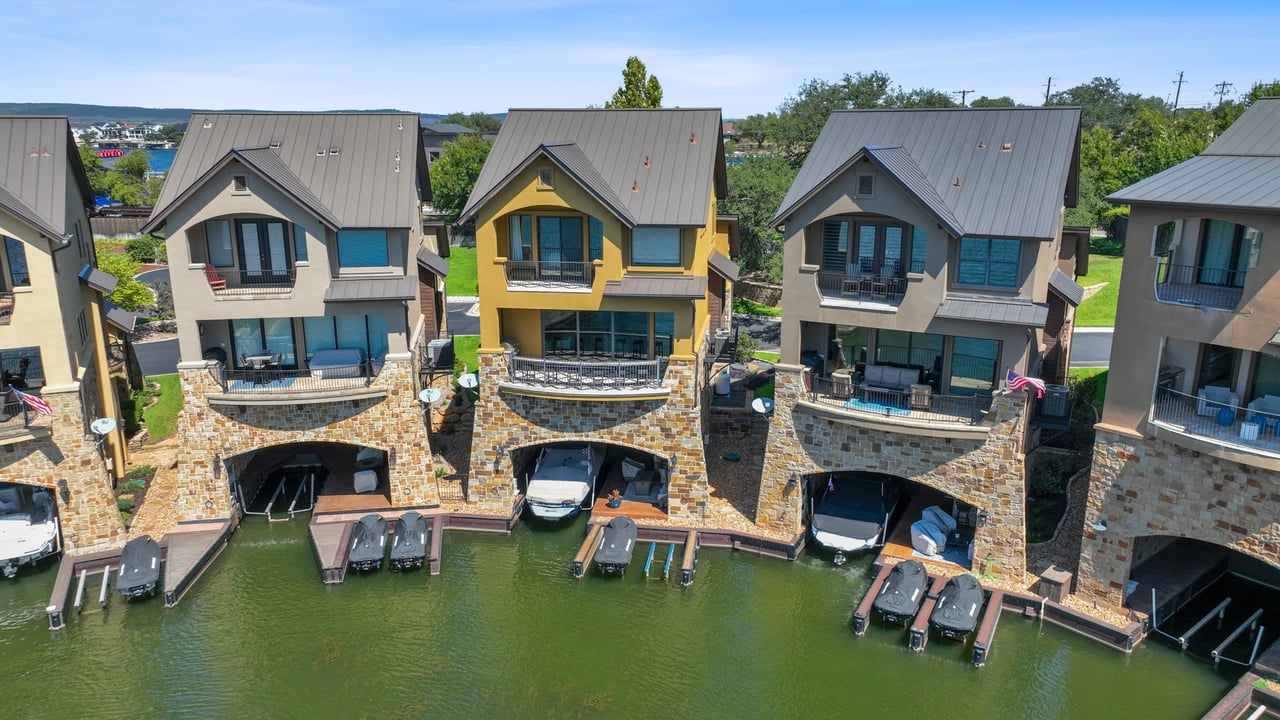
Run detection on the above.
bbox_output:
[642,542,676,581]
[1149,588,1267,666]
[72,564,113,615]
[239,471,316,521]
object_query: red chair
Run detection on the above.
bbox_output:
[204,264,228,291]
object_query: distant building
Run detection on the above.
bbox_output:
[421,122,497,161]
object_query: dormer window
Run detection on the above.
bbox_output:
[233,175,248,193]
[856,174,875,196]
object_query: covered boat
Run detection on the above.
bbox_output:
[872,560,928,624]
[524,445,604,521]
[929,574,985,639]
[117,535,161,600]
[810,474,899,564]
[593,516,637,575]
[348,514,387,571]
[0,485,60,578]
[389,511,428,571]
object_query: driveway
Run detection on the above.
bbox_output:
[135,337,179,376]
[1072,328,1113,369]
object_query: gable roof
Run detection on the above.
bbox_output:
[1107,98,1280,213]
[773,107,1082,239]
[0,116,93,241]
[145,112,429,232]
[460,108,725,227]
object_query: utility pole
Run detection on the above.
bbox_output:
[1171,71,1187,119]
[1213,81,1234,108]
[1043,77,1056,104]
[953,89,974,107]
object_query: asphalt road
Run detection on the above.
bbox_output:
[1072,328,1113,368]
[136,337,180,376]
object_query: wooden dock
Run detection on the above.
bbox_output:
[46,547,126,630]
[428,515,443,575]
[572,524,605,578]
[852,562,894,635]
[680,530,697,587]
[908,574,950,651]
[162,519,235,607]
[309,521,353,584]
[972,589,1003,666]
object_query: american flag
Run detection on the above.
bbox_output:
[1006,369,1046,398]
[12,388,52,415]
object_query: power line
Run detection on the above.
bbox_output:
[952,90,974,107]
[1213,81,1235,108]
[1043,77,1057,104]
[1171,71,1187,118]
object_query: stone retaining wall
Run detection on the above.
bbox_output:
[733,278,782,308]
[467,353,710,520]
[173,357,435,522]
[757,364,1032,576]
[1077,428,1280,608]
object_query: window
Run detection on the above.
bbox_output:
[3,237,30,287]
[1198,220,1260,287]
[821,221,849,271]
[0,347,44,389]
[1152,221,1177,257]
[1252,353,1280,402]
[957,237,1019,288]
[1197,343,1238,390]
[949,337,999,396]
[538,168,554,187]
[237,220,292,281]
[631,227,681,267]
[205,220,234,267]
[588,217,603,262]
[538,216,584,264]
[293,226,308,262]
[856,174,875,195]
[233,175,248,192]
[76,310,87,346]
[336,230,389,268]
[508,215,533,260]
[541,311,673,358]
[875,330,943,386]
[820,219,907,277]
[303,314,389,363]
[910,228,927,273]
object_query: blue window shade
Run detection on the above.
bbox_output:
[367,314,389,360]
[4,236,30,286]
[632,227,680,266]
[335,315,368,357]
[293,225,308,262]
[588,217,603,262]
[988,239,1020,287]
[910,227,927,273]
[337,230,389,268]
[857,225,876,273]
[303,317,336,356]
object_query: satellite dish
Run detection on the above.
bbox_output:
[750,397,774,415]
[458,373,479,389]
[418,388,442,405]
[90,418,117,436]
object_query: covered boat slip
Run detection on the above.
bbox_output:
[235,443,391,520]
[876,485,977,573]
[808,473,899,559]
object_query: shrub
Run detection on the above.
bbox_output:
[116,496,135,512]
[733,334,759,363]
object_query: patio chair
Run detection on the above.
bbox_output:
[204,264,228,291]
[1196,385,1239,416]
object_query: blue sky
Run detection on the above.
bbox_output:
[7,1,1277,117]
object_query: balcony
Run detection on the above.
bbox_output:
[0,292,13,325]
[1150,386,1280,462]
[200,265,297,299]
[813,269,905,310]
[803,375,992,436]
[501,355,669,399]
[209,364,383,405]
[1154,260,1244,310]
[503,260,594,290]
[0,397,35,439]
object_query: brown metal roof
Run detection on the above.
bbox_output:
[416,245,450,277]
[147,113,429,232]
[323,275,417,302]
[775,107,1081,240]
[603,274,707,299]
[707,249,740,281]
[460,109,725,226]
[935,295,1048,327]
[104,301,137,333]
[0,116,92,240]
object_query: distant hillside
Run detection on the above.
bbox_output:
[0,103,504,126]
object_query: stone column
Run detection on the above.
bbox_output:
[174,362,234,521]
[465,351,516,513]
[756,364,808,536]
[662,358,709,522]
[376,354,439,508]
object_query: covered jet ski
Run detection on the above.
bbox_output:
[348,514,387,571]
[389,511,428,571]
[593,515,637,575]
[117,535,161,600]
[929,574,985,639]
[871,559,928,624]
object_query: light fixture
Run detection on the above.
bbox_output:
[204,499,214,510]
[389,448,397,468]
[56,478,70,504]
[977,509,989,527]
[1091,516,1108,533]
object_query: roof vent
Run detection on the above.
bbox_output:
[953,177,963,189]
[976,141,987,150]
[644,155,651,169]
[269,141,281,149]
[632,180,639,193]
[329,147,340,156]
[1001,142,1013,152]
[690,131,697,144]
[397,118,404,130]
[316,148,326,156]
[202,120,213,129]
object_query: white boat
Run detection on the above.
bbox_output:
[0,485,60,578]
[810,473,899,564]
[524,445,603,520]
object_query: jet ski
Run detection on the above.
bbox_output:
[118,535,162,600]
[929,574,985,639]
[389,511,428,571]
[871,559,928,624]
[593,516,637,575]
[348,514,387,571]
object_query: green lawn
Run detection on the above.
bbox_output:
[754,351,780,363]
[142,374,183,442]
[1075,255,1123,327]
[452,335,480,377]
[733,297,780,317]
[446,246,477,297]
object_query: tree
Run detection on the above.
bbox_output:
[735,113,777,149]
[114,150,150,183]
[969,96,1017,108]
[605,56,663,109]
[439,112,501,133]
[77,146,112,196]
[1047,77,1166,130]
[720,154,797,281]
[887,87,958,108]
[94,241,153,312]
[428,134,492,222]
[125,233,167,264]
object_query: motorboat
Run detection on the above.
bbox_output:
[593,516,637,575]
[389,511,428,571]
[523,444,604,521]
[118,535,162,600]
[0,485,60,578]
[929,574,985,639]
[872,559,928,624]
[809,474,899,564]
[348,514,387,571]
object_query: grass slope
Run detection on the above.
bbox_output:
[1076,256,1123,327]
[142,374,183,442]
[446,246,477,297]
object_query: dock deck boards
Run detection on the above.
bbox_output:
[1125,539,1230,617]
[309,521,353,584]
[878,490,973,573]
[680,530,697,586]
[589,466,669,522]
[572,524,605,578]
[908,574,950,651]
[428,515,443,575]
[853,563,894,635]
[162,521,233,607]
[313,493,393,514]
[972,589,1003,667]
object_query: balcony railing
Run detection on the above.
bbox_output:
[507,355,667,391]
[503,260,594,288]
[0,397,34,438]
[1154,259,1245,310]
[218,364,373,396]
[1151,386,1280,458]
[201,265,296,297]
[815,270,906,304]
[0,291,13,325]
[807,376,989,425]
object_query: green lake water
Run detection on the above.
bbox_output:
[0,517,1236,719]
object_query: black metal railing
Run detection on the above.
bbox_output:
[507,355,667,391]
[503,260,594,287]
[815,270,906,303]
[219,364,373,395]
[712,325,738,362]
[1151,386,1280,454]
[0,397,34,437]
[1154,260,1245,309]
[237,268,297,286]
[808,376,988,425]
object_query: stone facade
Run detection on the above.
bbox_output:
[173,355,435,521]
[758,364,1031,576]
[1077,428,1280,608]
[467,352,709,519]
[0,368,124,553]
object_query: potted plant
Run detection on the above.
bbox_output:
[606,489,623,508]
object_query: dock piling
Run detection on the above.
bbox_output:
[853,564,893,636]
[679,531,697,587]
[972,589,1004,667]
[73,569,88,613]
[908,575,949,652]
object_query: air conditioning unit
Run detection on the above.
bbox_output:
[426,338,454,369]
[1040,384,1070,419]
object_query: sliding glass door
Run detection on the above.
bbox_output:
[230,318,297,368]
